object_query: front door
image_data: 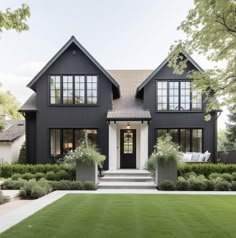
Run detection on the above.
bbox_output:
[120,129,136,168]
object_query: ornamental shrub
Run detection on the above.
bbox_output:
[176,177,188,191]
[64,141,105,168]
[231,181,236,191]
[20,179,51,199]
[148,135,183,166]
[209,173,222,180]
[159,180,176,191]
[0,164,75,179]
[55,170,70,181]
[221,173,232,182]
[232,172,236,181]
[83,181,96,190]
[34,172,45,181]
[187,176,207,191]
[215,180,231,191]
[0,191,9,205]
[21,173,34,181]
[2,178,27,189]
[11,173,22,180]
[179,164,236,177]
[45,171,57,181]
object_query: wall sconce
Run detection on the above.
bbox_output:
[126,123,130,130]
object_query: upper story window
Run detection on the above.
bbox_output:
[156,80,202,111]
[49,75,98,105]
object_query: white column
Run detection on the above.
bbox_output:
[109,123,117,170]
[140,124,148,169]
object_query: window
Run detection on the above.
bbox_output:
[49,129,97,156]
[50,76,61,104]
[49,75,98,105]
[156,128,203,152]
[180,82,191,110]
[156,81,202,111]
[50,129,61,155]
[123,131,133,154]
[63,76,73,104]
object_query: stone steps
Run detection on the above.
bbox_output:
[98,170,156,189]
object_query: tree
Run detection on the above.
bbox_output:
[0,4,30,33]
[168,0,236,119]
[18,142,26,164]
[224,106,236,150]
[0,87,22,119]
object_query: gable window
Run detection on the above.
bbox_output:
[156,128,203,152]
[50,76,61,104]
[156,80,202,111]
[50,129,97,156]
[49,75,97,105]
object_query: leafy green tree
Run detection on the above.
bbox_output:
[168,0,236,119]
[0,86,22,119]
[224,106,236,150]
[218,129,228,151]
[0,4,30,33]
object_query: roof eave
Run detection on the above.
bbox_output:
[27,36,120,97]
[135,52,204,97]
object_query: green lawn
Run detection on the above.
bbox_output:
[1,194,236,238]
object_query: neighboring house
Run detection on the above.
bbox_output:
[0,116,25,164]
[20,36,217,169]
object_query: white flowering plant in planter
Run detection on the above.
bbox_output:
[147,134,183,170]
[64,141,106,168]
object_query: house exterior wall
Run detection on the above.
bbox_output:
[143,62,217,162]
[0,135,25,164]
[30,43,113,168]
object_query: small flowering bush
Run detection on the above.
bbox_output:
[64,141,106,168]
[147,134,183,171]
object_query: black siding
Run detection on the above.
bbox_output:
[143,62,217,162]
[25,113,37,164]
[29,43,112,169]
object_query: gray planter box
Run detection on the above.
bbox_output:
[76,161,98,185]
[155,160,177,186]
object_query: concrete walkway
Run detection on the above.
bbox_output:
[1,190,236,234]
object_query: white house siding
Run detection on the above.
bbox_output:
[0,135,25,164]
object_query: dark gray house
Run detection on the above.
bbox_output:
[20,36,217,169]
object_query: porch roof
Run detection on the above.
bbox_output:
[107,70,152,121]
[107,110,151,121]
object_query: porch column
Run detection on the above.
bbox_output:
[140,123,148,169]
[109,123,117,170]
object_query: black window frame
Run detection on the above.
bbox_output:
[49,75,98,106]
[156,80,203,112]
[156,128,203,152]
[49,128,98,157]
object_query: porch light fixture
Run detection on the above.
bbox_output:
[126,123,130,130]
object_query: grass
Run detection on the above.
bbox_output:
[1,194,236,238]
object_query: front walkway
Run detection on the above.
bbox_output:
[1,190,236,234]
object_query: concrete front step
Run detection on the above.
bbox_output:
[98,181,157,189]
[100,176,153,182]
[103,169,151,177]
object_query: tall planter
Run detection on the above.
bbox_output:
[76,161,98,185]
[155,160,177,186]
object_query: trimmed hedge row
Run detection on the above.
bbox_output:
[2,178,96,192]
[160,173,236,191]
[0,191,9,205]
[0,164,76,180]
[178,163,236,177]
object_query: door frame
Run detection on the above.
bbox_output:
[120,129,136,169]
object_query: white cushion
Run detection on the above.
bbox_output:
[183,153,192,162]
[204,151,211,162]
[191,153,200,162]
[198,153,206,162]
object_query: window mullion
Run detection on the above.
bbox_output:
[60,76,63,104]
[85,76,87,104]
[167,81,169,111]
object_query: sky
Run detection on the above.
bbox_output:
[0,0,227,128]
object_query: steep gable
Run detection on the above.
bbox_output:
[136,52,203,98]
[27,36,120,98]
